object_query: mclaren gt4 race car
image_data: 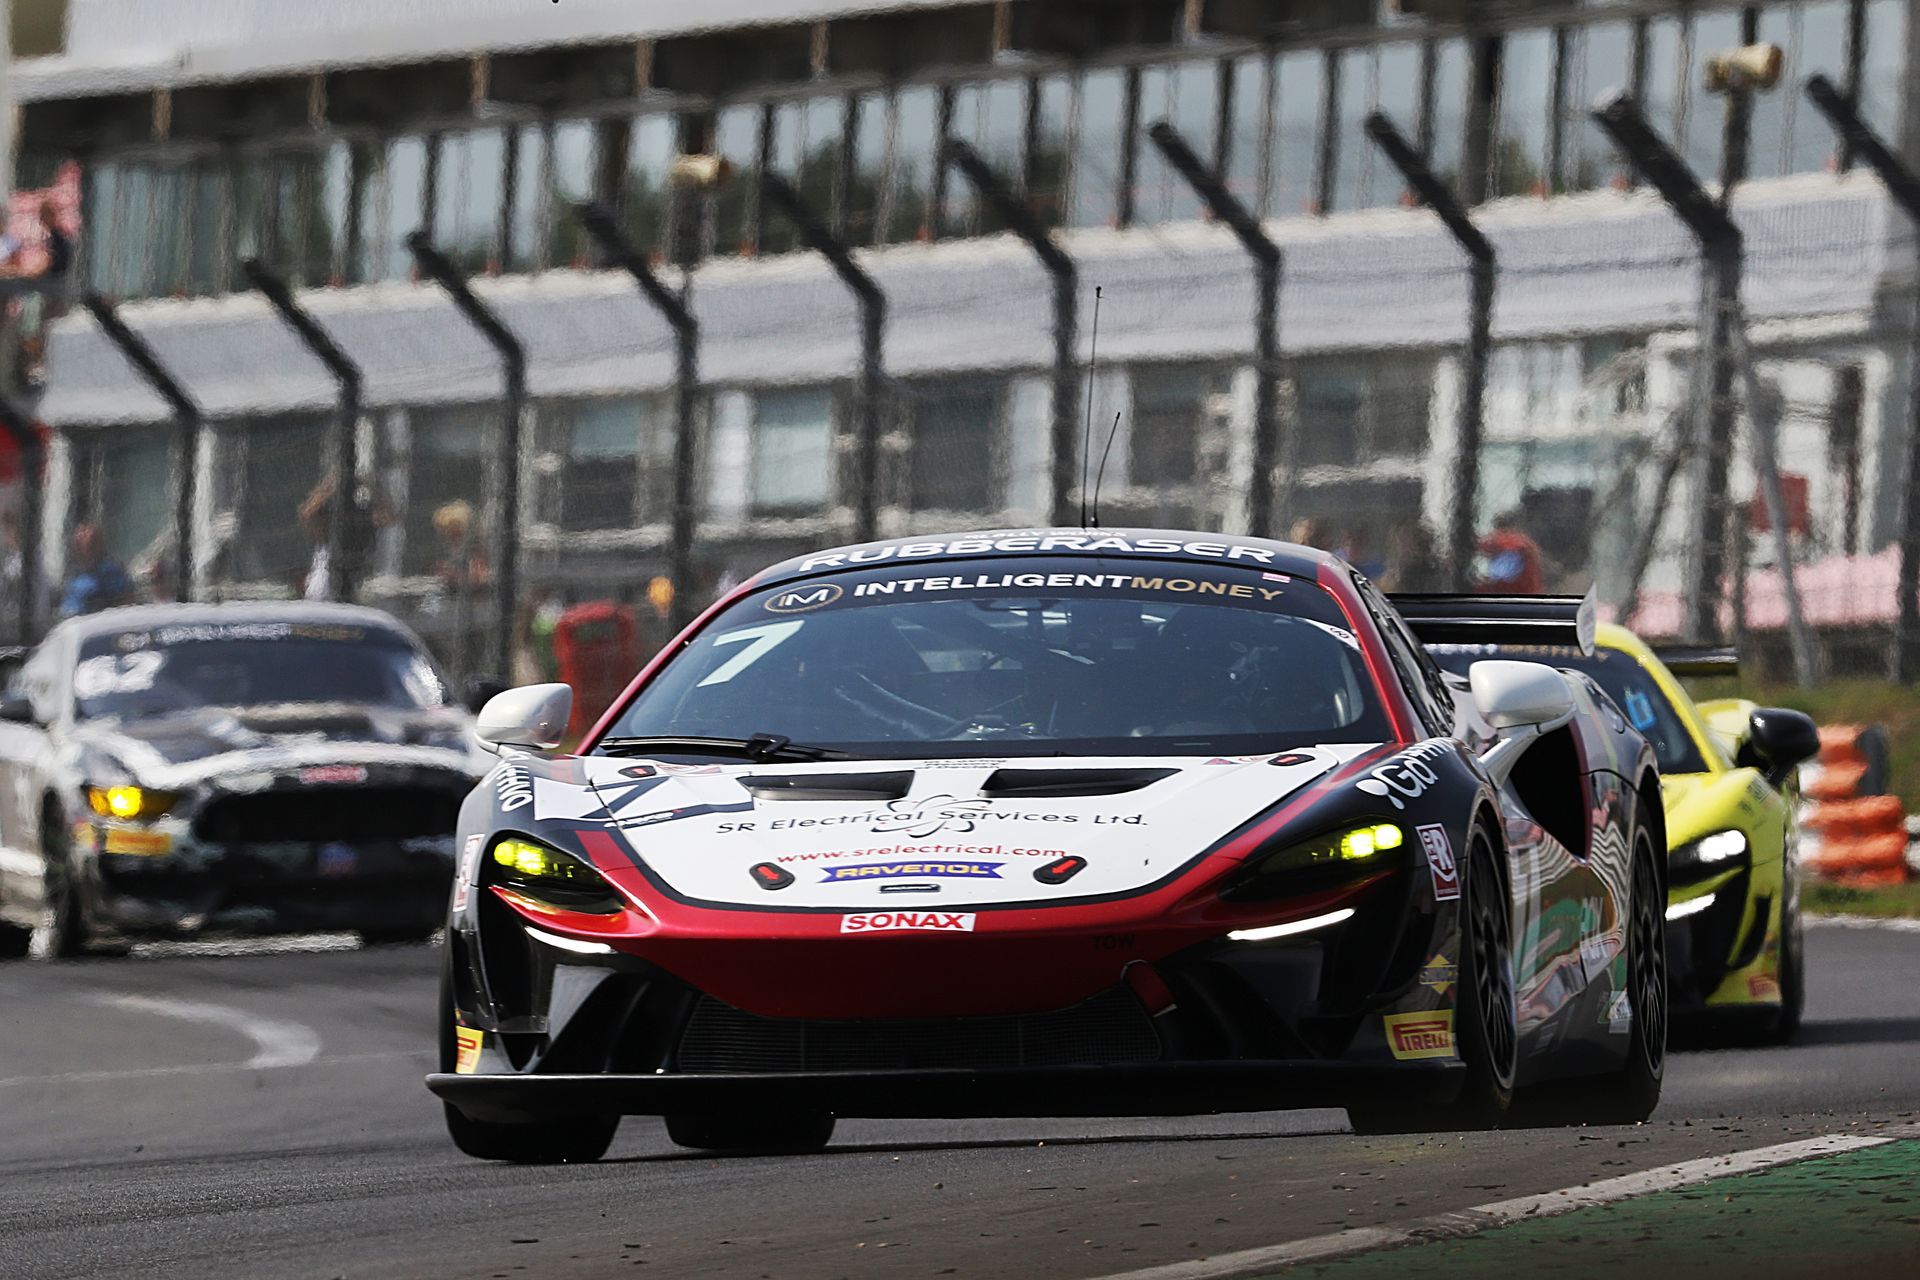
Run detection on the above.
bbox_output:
[429,531,1667,1162]
[1429,625,1818,1041]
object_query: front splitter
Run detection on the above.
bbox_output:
[429,1059,1464,1123]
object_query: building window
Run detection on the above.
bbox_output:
[902,377,1001,513]
[1772,1,1849,177]
[70,429,173,570]
[1562,21,1634,192]
[1070,68,1127,229]
[434,127,509,274]
[886,86,941,243]
[355,134,431,283]
[213,416,329,589]
[1130,365,1231,490]
[1132,60,1217,225]
[622,114,677,261]
[1270,49,1324,217]
[751,387,836,515]
[538,396,676,533]
[402,407,492,574]
[1332,41,1423,212]
[1490,28,1554,199]
[1028,73,1073,229]
[943,78,1026,237]
[764,95,845,254]
[1678,7,1745,179]
[844,92,888,245]
[1296,356,1434,469]
[708,103,765,257]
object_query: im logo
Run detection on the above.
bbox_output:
[766,582,844,613]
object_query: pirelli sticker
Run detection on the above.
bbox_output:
[453,1026,485,1075]
[1383,1010,1455,1061]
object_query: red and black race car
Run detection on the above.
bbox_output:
[428,529,1667,1162]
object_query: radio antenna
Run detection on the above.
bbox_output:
[1079,286,1103,530]
[1090,411,1122,530]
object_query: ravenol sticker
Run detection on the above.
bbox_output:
[1384,1010,1455,1061]
[453,1026,484,1074]
[840,911,975,934]
[1418,823,1460,901]
[823,860,1003,882]
[300,764,368,785]
[452,834,484,911]
[1418,952,1456,998]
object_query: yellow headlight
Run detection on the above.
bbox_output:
[490,837,600,885]
[1338,823,1405,861]
[87,786,176,822]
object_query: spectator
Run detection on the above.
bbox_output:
[60,523,134,617]
[432,500,490,680]
[1476,511,1546,595]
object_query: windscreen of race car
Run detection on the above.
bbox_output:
[605,558,1394,757]
[73,623,450,721]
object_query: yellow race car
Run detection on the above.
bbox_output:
[1431,623,1820,1042]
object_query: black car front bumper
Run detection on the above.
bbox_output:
[429,1058,1465,1123]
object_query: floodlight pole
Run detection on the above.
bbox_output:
[82,293,201,601]
[406,232,525,681]
[1365,111,1494,591]
[760,175,887,544]
[573,203,701,632]
[240,258,363,603]
[1146,121,1285,537]
[941,138,1079,527]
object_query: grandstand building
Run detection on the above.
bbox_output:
[7,0,1918,659]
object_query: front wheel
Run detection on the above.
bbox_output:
[444,1102,619,1164]
[665,1111,836,1154]
[1349,823,1515,1135]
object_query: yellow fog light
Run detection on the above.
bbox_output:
[1337,823,1404,861]
[87,786,176,822]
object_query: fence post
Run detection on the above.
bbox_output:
[1591,92,1744,648]
[0,397,41,642]
[572,203,702,633]
[239,258,364,604]
[1364,112,1494,591]
[941,138,1079,527]
[1145,121,1284,538]
[406,232,525,683]
[1805,73,1920,682]
[760,175,887,544]
[81,293,200,601]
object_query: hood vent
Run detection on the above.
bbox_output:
[741,770,915,802]
[979,767,1176,798]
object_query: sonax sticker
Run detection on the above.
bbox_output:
[840,911,975,934]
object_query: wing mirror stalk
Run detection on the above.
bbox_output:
[474,683,574,755]
[1469,660,1578,785]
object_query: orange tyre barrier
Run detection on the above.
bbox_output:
[1800,723,1911,885]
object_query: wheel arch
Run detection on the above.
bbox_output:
[1633,768,1668,899]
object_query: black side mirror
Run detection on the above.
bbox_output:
[1739,707,1820,787]
[463,675,509,716]
[0,691,38,725]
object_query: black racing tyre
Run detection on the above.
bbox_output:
[1767,890,1805,1044]
[664,1111,837,1154]
[1580,827,1668,1124]
[443,1101,619,1165]
[1349,822,1516,1135]
[436,945,618,1164]
[40,810,93,959]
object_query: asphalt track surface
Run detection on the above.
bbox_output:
[2,923,1916,1280]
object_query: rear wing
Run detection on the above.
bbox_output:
[1653,645,1739,677]
[1388,592,1597,656]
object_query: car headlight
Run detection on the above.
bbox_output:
[1222,821,1406,901]
[1670,829,1748,884]
[86,785,179,822]
[488,836,621,913]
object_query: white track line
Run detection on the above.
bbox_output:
[85,994,324,1070]
[1094,1130,1911,1280]
[0,1049,428,1089]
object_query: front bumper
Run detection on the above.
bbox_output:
[92,836,455,938]
[429,1059,1464,1123]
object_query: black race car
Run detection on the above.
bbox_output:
[0,602,489,957]
[430,530,1667,1162]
